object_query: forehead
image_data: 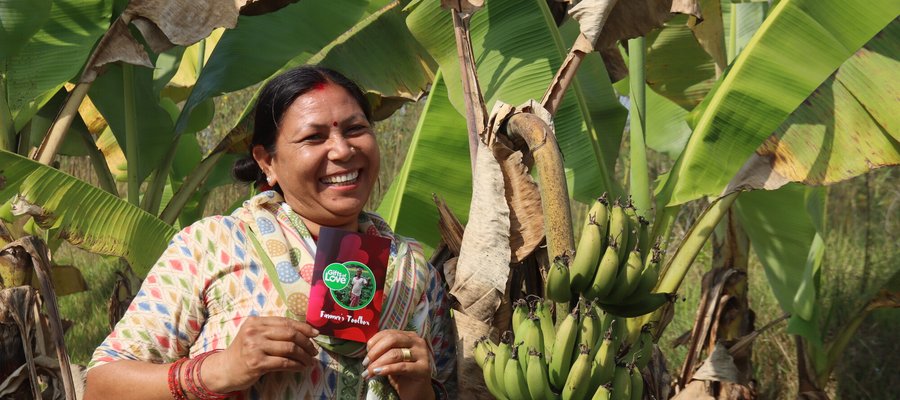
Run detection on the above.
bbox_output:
[288,84,363,117]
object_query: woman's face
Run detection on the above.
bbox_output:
[253,83,379,234]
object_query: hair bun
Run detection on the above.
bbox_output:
[232,156,264,185]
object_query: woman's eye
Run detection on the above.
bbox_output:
[347,125,369,136]
[299,133,326,143]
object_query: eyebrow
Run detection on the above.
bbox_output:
[298,113,368,130]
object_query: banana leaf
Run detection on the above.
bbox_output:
[376,71,470,254]
[405,0,618,202]
[88,63,176,184]
[175,0,370,134]
[0,150,177,276]
[0,0,51,60]
[25,88,91,157]
[734,184,826,340]
[4,0,111,131]
[645,14,718,110]
[657,0,899,206]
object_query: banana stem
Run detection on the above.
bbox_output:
[656,191,741,294]
[123,65,140,206]
[505,112,574,262]
[159,151,224,225]
[34,82,93,164]
[0,78,16,152]
[627,36,651,217]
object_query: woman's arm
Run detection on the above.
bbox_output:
[84,361,171,400]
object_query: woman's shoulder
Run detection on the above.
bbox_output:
[170,214,250,245]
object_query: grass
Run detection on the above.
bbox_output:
[47,91,897,398]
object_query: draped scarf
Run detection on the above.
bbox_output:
[234,191,429,399]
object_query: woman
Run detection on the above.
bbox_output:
[84,66,455,399]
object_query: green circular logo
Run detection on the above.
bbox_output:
[331,261,375,311]
[322,263,350,290]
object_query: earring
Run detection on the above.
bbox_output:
[349,146,357,154]
[266,176,275,186]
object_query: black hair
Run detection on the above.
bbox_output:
[232,65,372,187]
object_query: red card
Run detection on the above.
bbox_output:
[305,226,391,343]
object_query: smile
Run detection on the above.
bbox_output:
[320,170,360,186]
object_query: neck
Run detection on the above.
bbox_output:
[300,216,359,237]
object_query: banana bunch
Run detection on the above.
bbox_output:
[474,299,654,399]
[546,194,674,318]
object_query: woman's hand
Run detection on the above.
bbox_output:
[202,316,320,393]
[363,330,435,400]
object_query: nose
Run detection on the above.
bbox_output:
[328,135,353,162]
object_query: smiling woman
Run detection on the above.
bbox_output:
[83,66,455,400]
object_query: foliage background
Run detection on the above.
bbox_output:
[55,88,898,397]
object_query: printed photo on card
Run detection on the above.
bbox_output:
[305,226,391,342]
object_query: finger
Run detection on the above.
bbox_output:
[365,332,417,364]
[262,327,319,357]
[260,317,320,338]
[367,346,429,371]
[260,340,315,368]
[367,358,431,380]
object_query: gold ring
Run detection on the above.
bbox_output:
[400,348,413,362]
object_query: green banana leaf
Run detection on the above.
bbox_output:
[657,0,899,206]
[759,21,900,185]
[0,150,177,276]
[88,63,176,184]
[559,20,628,178]
[645,14,718,110]
[726,1,769,63]
[4,0,111,131]
[376,71,470,254]
[734,184,826,344]
[176,0,370,134]
[0,0,51,60]
[405,0,617,202]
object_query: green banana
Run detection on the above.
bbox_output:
[607,199,628,249]
[611,365,631,400]
[545,255,573,303]
[579,304,602,360]
[512,299,530,342]
[637,216,651,261]
[474,336,491,368]
[632,325,654,370]
[526,349,556,400]
[570,198,608,293]
[482,351,508,400]
[597,292,675,318]
[585,238,620,301]
[591,385,611,400]
[590,329,617,388]
[631,245,662,300]
[630,366,643,400]
[520,314,544,374]
[562,344,592,400]
[623,199,639,253]
[534,298,556,353]
[494,332,513,398]
[605,245,644,303]
[504,347,532,400]
[549,305,580,391]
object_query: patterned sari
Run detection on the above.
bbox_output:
[91,191,454,399]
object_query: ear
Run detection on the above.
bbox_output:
[251,145,275,183]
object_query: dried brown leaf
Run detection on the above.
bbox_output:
[569,0,702,81]
[692,342,741,383]
[451,141,511,324]
[441,0,484,14]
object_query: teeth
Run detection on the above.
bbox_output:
[321,170,359,184]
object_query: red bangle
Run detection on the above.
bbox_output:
[184,350,237,400]
[167,358,188,400]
